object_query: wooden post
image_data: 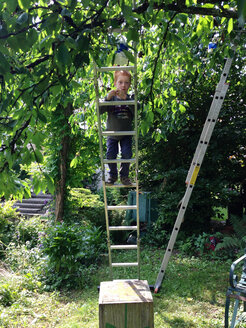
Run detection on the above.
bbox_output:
[99,280,154,328]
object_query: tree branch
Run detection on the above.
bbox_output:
[10,117,32,154]
[135,1,237,19]
[148,12,177,102]
[0,20,46,40]
[26,55,51,69]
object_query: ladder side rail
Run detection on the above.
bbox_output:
[154,49,237,292]
[133,45,140,279]
[194,85,229,165]
[186,83,229,183]
[93,63,113,278]
[185,56,234,183]
[185,97,221,183]
[155,86,229,291]
[154,184,194,291]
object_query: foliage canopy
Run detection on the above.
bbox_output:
[0,0,245,208]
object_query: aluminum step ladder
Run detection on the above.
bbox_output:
[93,39,140,280]
[154,26,244,293]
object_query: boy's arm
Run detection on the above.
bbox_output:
[99,91,115,114]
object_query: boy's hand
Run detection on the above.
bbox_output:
[106,90,117,100]
[106,89,127,100]
[116,90,127,99]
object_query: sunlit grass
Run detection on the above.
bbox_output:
[0,247,231,327]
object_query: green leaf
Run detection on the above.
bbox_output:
[31,132,44,148]
[70,157,78,168]
[7,0,18,12]
[127,29,139,42]
[56,43,71,66]
[27,28,38,47]
[17,12,28,25]
[0,52,10,74]
[35,149,43,163]
[44,173,55,194]
[65,37,77,50]
[37,110,47,123]
[76,34,90,51]
[179,103,186,113]
[123,50,135,63]
[18,0,31,10]
[74,52,89,68]
[122,3,132,19]
[227,18,233,34]
[15,33,30,51]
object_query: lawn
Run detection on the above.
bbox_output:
[0,247,231,327]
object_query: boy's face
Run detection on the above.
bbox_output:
[114,74,131,96]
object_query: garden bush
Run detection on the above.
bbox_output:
[41,221,105,289]
[66,188,105,228]
[5,242,45,277]
[14,216,47,248]
[0,201,19,256]
[215,214,246,258]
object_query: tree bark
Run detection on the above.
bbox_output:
[55,103,73,221]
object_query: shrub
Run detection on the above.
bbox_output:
[5,242,44,276]
[66,188,105,228]
[177,231,224,258]
[0,283,19,307]
[216,214,246,257]
[14,216,47,248]
[41,221,105,289]
[0,271,42,308]
[0,201,18,256]
[141,221,170,248]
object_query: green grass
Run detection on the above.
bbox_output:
[0,247,232,327]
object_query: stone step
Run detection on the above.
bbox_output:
[16,208,45,214]
[18,212,44,216]
[14,193,53,217]
[31,193,53,199]
[16,199,47,205]
[14,203,44,209]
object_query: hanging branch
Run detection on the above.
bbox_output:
[135,1,238,18]
[147,12,178,104]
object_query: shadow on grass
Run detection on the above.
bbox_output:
[157,313,197,328]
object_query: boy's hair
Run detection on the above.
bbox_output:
[114,70,131,83]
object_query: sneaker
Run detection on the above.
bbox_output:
[106,176,118,185]
[120,176,132,185]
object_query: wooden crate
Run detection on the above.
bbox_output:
[99,280,154,328]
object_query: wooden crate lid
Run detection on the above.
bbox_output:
[99,280,153,304]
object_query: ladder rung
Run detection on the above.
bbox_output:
[107,205,137,210]
[110,245,138,250]
[99,100,135,106]
[97,66,135,72]
[112,262,139,267]
[106,183,136,188]
[102,131,136,136]
[103,158,136,164]
[109,226,137,231]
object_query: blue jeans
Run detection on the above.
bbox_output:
[106,136,132,178]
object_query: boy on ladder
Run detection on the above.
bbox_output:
[100,70,134,186]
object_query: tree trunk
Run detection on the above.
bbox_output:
[55,103,73,221]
